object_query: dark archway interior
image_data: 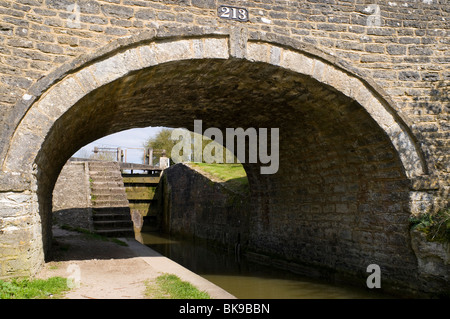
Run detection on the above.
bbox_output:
[36,58,417,284]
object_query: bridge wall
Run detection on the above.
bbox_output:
[0,0,448,183]
[159,163,449,296]
[0,0,448,294]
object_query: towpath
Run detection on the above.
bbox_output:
[36,226,235,299]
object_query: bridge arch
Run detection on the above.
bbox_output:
[2,29,427,178]
[0,28,432,292]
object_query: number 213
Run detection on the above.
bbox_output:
[219,6,248,21]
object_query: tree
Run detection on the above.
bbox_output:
[75,146,117,161]
[142,128,178,165]
[90,147,118,161]
[143,127,238,165]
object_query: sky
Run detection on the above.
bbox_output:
[73,126,165,164]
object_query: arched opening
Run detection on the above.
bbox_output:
[2,35,427,290]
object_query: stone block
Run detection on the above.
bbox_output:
[154,39,195,64]
[17,107,53,139]
[45,0,73,10]
[229,27,248,59]
[35,76,85,122]
[73,67,98,93]
[353,230,374,245]
[399,71,420,81]
[139,44,158,67]
[89,47,142,87]
[101,4,134,19]
[409,191,435,216]
[321,64,353,96]
[202,38,229,59]
[80,15,108,25]
[78,0,101,14]
[191,0,215,9]
[0,172,31,192]
[386,44,407,55]
[408,46,434,56]
[0,201,26,218]
[36,43,64,54]
[280,49,314,75]
[311,59,326,82]
[247,42,269,63]
[270,45,281,65]
[135,9,156,20]
[157,11,175,21]
[3,129,41,173]
[7,38,33,49]
[336,203,348,213]
[367,98,396,131]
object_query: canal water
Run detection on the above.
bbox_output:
[140,232,393,299]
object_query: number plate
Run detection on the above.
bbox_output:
[218,5,249,22]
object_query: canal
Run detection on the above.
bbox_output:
[140,231,393,299]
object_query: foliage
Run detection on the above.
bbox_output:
[89,150,117,162]
[145,274,210,299]
[143,128,238,165]
[0,277,70,299]
[410,208,450,243]
[77,147,117,161]
[142,128,178,165]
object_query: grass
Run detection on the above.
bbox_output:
[188,162,248,193]
[145,274,210,299]
[410,208,450,243]
[189,162,246,181]
[0,277,70,299]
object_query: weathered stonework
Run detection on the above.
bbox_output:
[160,163,449,297]
[0,190,43,278]
[0,0,447,295]
[52,160,92,231]
[158,163,250,250]
[410,230,450,295]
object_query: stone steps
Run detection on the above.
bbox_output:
[88,161,134,237]
[90,175,123,182]
[92,194,128,201]
[91,192,127,200]
[91,199,129,207]
[91,183,125,192]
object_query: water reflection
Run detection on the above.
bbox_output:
[140,232,392,299]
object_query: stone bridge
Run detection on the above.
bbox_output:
[0,0,448,295]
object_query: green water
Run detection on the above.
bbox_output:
[140,232,392,299]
